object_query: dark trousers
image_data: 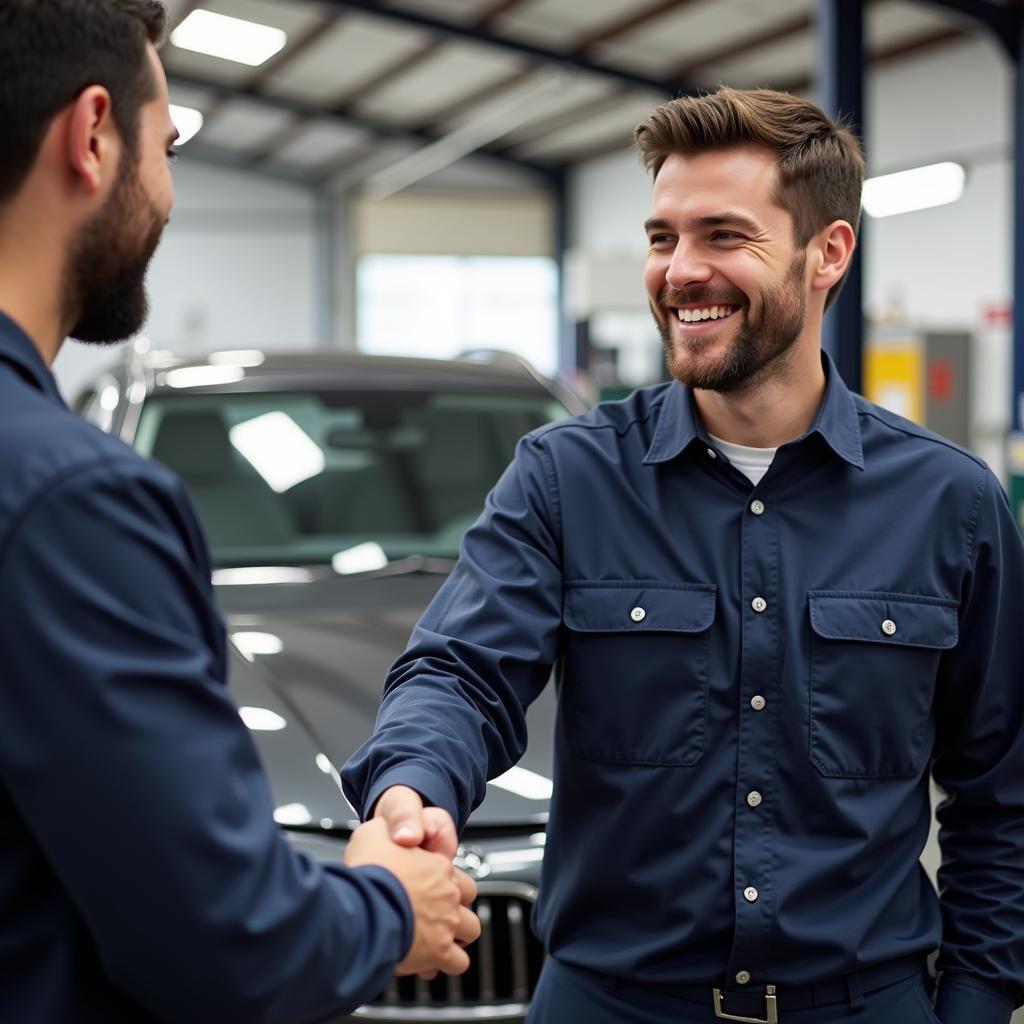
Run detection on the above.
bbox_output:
[527,958,940,1024]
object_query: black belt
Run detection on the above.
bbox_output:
[704,955,924,1022]
[601,954,927,1024]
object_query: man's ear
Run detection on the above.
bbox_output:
[810,220,856,297]
[66,86,118,194]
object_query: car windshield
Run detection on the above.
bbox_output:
[134,388,571,568]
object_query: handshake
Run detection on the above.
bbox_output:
[345,785,481,977]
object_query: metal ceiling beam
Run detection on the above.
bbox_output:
[318,0,688,95]
[164,69,561,182]
[553,23,970,167]
[415,0,701,147]
[914,0,1020,58]
[569,0,701,53]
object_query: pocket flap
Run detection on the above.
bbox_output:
[808,591,958,650]
[565,582,716,633]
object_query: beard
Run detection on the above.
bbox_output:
[653,253,807,393]
[63,151,166,345]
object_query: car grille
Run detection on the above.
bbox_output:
[355,882,543,1020]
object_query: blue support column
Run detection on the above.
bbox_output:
[816,0,864,393]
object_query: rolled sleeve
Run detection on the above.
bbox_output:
[0,459,411,1022]
[343,432,564,832]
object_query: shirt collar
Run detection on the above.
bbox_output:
[643,350,864,470]
[0,311,67,405]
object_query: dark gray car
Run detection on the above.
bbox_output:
[74,347,585,1023]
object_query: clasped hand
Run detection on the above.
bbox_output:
[345,786,479,978]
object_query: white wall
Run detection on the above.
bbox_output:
[568,34,1014,332]
[54,159,322,402]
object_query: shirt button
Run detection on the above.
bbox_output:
[630,607,646,623]
[706,447,717,459]
[736,971,751,985]
[743,886,759,903]
[747,791,763,807]
[750,499,765,516]
[751,596,767,613]
[750,695,766,711]
[882,618,897,636]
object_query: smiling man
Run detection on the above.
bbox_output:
[0,2,479,1021]
[345,87,1024,1024]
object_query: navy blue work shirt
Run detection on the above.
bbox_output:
[0,312,413,1023]
[344,353,1024,1024]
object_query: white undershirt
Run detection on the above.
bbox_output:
[708,434,778,486]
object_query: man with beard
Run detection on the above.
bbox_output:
[344,87,1024,1023]
[0,2,479,1021]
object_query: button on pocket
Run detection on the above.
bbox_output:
[807,591,958,777]
[563,582,716,766]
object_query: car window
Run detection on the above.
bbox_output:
[133,389,571,567]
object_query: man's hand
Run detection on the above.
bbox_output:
[373,785,459,861]
[345,818,480,976]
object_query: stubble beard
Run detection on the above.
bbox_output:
[654,253,807,393]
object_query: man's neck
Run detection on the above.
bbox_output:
[692,343,827,449]
[0,207,69,366]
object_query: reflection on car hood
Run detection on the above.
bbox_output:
[220,573,555,829]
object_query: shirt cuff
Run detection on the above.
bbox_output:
[347,864,416,960]
[935,973,1014,1024]
[362,765,461,828]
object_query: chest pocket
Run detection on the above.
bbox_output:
[808,591,958,778]
[562,582,715,766]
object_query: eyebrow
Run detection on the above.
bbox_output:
[644,212,764,236]
[167,129,180,148]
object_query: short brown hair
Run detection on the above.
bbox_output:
[634,86,865,309]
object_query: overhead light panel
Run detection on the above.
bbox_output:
[862,161,966,218]
[171,9,287,67]
[169,104,204,145]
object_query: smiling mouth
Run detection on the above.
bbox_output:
[672,304,741,324]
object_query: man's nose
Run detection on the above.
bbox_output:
[665,242,713,291]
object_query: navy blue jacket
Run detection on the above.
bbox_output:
[0,313,412,1023]
[344,354,1024,1024]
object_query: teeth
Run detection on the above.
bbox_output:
[676,305,735,323]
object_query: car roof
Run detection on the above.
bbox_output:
[137,349,562,397]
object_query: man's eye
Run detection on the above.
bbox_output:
[648,234,672,245]
[166,149,180,161]
[711,231,740,241]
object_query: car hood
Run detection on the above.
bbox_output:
[219,573,555,830]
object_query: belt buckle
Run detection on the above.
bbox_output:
[712,984,778,1023]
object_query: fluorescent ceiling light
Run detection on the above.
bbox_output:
[171,9,287,67]
[163,365,245,389]
[238,706,287,731]
[862,161,966,218]
[229,412,325,493]
[273,803,312,826]
[489,766,554,800]
[332,541,388,576]
[169,103,204,146]
[231,631,283,659]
